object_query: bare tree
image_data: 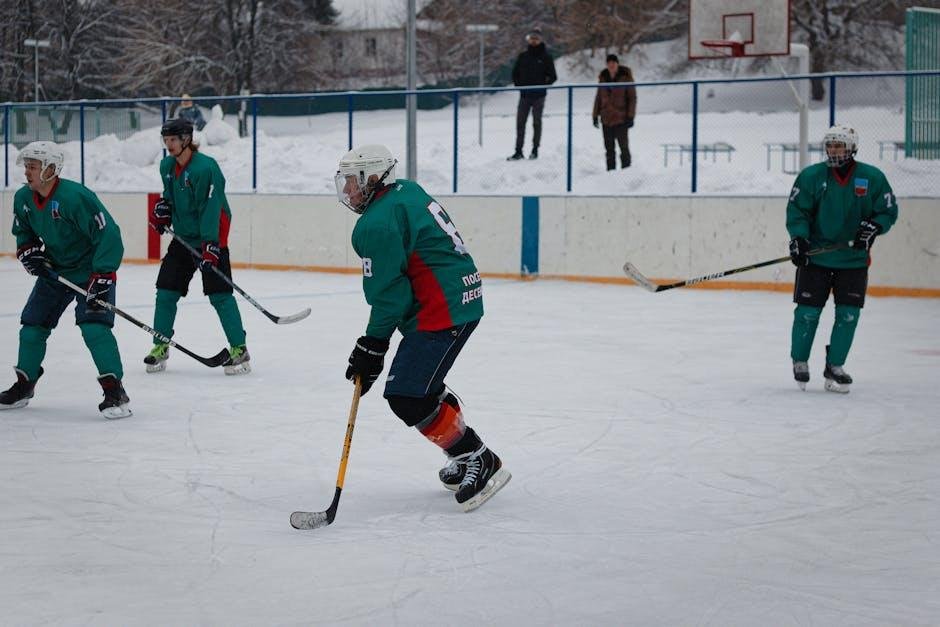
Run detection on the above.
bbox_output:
[0,0,42,102]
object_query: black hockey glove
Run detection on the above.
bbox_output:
[345,335,390,396]
[16,241,51,278]
[788,236,810,267]
[86,272,116,311]
[150,198,172,234]
[852,219,882,252]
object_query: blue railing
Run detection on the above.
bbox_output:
[3,70,939,196]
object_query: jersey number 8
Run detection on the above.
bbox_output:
[427,201,468,255]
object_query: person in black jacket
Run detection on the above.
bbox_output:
[508,28,557,161]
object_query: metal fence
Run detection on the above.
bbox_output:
[3,70,939,197]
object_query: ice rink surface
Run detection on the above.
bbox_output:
[1,259,938,625]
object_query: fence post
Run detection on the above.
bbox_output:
[347,94,353,150]
[829,75,837,126]
[3,104,8,188]
[251,97,258,192]
[566,86,573,193]
[453,91,459,193]
[691,82,699,193]
[79,102,85,185]
[160,99,167,160]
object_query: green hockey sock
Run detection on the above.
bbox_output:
[790,304,822,362]
[80,323,124,380]
[17,325,51,381]
[153,288,181,343]
[827,305,861,366]
[209,293,247,347]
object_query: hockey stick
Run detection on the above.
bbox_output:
[55,274,230,368]
[291,377,363,530]
[624,244,846,293]
[164,228,311,325]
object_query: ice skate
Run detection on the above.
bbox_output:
[144,343,170,373]
[823,363,852,394]
[0,367,42,410]
[438,456,466,491]
[454,445,511,512]
[224,345,251,375]
[793,360,809,391]
[97,373,132,419]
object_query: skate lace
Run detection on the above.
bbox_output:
[457,445,487,489]
[148,343,169,358]
[229,345,247,360]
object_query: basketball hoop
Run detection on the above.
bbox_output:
[700,39,746,57]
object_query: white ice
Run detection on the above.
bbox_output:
[1,258,939,625]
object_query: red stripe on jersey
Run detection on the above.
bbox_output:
[147,192,161,260]
[406,252,454,331]
[218,210,231,247]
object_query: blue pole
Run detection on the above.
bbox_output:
[453,92,459,193]
[3,105,8,188]
[828,75,836,126]
[79,103,85,185]
[691,82,699,193]
[566,86,573,192]
[347,94,353,150]
[252,97,258,191]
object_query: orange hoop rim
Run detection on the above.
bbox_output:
[700,39,746,57]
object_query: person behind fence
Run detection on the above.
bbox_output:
[335,144,511,512]
[786,124,898,393]
[145,117,250,375]
[1,141,132,419]
[175,93,207,131]
[592,53,637,170]
[508,27,557,161]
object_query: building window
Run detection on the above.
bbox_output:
[365,37,377,57]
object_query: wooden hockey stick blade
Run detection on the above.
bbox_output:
[623,262,661,292]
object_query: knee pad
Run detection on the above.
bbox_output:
[794,304,822,325]
[387,394,440,427]
[79,321,111,345]
[208,292,235,308]
[156,288,182,306]
[20,324,51,346]
[834,304,861,327]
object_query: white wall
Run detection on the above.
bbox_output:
[2,190,938,292]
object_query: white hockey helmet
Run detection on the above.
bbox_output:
[334,144,397,214]
[16,141,65,183]
[823,124,858,167]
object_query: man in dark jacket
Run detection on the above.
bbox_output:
[592,54,637,170]
[508,27,557,161]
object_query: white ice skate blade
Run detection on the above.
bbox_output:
[101,405,133,420]
[0,399,30,410]
[145,362,167,373]
[460,468,511,512]
[797,381,806,391]
[824,379,850,394]
[441,481,459,492]
[224,362,251,376]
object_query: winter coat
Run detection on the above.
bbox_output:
[592,66,637,127]
[512,42,558,99]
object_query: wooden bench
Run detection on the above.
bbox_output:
[763,142,825,174]
[661,142,735,167]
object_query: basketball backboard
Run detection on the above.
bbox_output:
[689,0,791,59]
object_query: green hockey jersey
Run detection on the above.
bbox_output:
[786,161,898,268]
[12,178,124,283]
[159,151,232,248]
[351,179,483,339]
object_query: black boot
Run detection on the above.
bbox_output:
[453,445,511,511]
[528,147,539,159]
[0,367,43,410]
[97,374,132,419]
[507,151,524,161]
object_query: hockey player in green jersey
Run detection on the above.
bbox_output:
[786,124,898,393]
[145,117,250,375]
[336,145,510,512]
[1,141,131,419]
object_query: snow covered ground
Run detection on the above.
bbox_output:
[5,40,936,198]
[2,259,939,625]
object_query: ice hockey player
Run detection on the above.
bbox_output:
[145,117,250,375]
[1,141,131,418]
[786,124,898,392]
[336,144,510,511]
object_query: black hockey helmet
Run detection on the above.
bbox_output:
[161,117,194,137]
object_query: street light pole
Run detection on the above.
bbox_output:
[465,24,499,146]
[24,38,51,103]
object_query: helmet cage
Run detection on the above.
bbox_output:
[334,145,398,213]
[16,141,65,184]
[823,125,858,167]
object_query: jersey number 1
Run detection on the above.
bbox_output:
[427,201,467,255]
